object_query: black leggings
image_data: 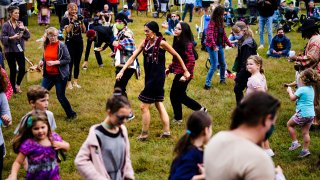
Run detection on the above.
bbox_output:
[84,38,103,65]
[114,67,135,98]
[170,74,202,120]
[5,52,25,92]
[67,40,83,81]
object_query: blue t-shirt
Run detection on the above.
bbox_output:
[295,86,315,117]
[169,147,203,180]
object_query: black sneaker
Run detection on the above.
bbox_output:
[67,113,77,121]
[204,85,211,90]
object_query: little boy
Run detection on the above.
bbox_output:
[14,85,57,134]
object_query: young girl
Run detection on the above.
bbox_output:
[246,55,274,157]
[7,110,70,180]
[287,68,319,158]
[116,21,190,140]
[232,21,257,104]
[169,111,212,180]
[204,5,233,89]
[75,88,134,180]
[168,22,207,123]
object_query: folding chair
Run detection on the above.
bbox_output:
[137,0,148,16]
[158,0,170,17]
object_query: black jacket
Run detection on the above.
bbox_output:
[257,0,278,17]
[93,26,114,50]
[235,37,257,83]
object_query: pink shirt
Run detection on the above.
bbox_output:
[246,74,267,95]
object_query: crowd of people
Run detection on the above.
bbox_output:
[0,0,320,179]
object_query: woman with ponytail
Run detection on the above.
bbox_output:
[116,21,190,140]
[169,111,212,180]
[75,88,135,180]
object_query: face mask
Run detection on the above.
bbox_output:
[116,23,124,30]
[264,124,275,141]
[234,34,243,40]
[278,34,284,38]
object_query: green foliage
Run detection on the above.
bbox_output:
[2,10,320,180]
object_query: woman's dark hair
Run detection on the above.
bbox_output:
[301,27,319,39]
[173,22,196,60]
[7,6,19,17]
[230,92,280,130]
[300,68,320,86]
[0,69,7,93]
[172,111,212,162]
[211,5,224,27]
[145,21,162,37]
[13,110,51,153]
[106,88,131,113]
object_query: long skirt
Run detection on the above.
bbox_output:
[38,7,50,25]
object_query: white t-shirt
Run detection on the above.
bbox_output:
[204,131,275,180]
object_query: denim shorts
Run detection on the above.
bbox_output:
[290,112,314,126]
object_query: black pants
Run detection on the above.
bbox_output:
[5,52,25,93]
[18,3,28,26]
[234,70,250,105]
[66,39,83,81]
[84,38,103,65]
[170,74,202,120]
[0,144,4,180]
[114,67,135,98]
[55,4,67,23]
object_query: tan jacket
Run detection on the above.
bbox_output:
[75,124,135,180]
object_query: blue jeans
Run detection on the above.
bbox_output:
[205,45,226,87]
[258,15,273,46]
[42,75,76,118]
[182,3,194,22]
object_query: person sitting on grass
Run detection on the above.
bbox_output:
[286,69,319,158]
[165,12,179,35]
[267,26,295,58]
[119,4,133,22]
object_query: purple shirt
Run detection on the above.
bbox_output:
[19,133,62,180]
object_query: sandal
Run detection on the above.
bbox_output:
[82,61,88,70]
[160,131,171,138]
[138,131,148,141]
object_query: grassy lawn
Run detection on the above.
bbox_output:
[2,8,320,180]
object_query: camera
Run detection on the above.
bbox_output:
[77,14,84,21]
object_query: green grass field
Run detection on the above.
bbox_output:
[2,8,320,179]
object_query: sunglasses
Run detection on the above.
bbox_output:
[116,114,130,122]
[171,16,176,18]
[47,34,58,38]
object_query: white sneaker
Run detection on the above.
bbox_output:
[172,119,183,124]
[73,83,81,89]
[225,46,232,50]
[258,45,264,49]
[265,149,275,157]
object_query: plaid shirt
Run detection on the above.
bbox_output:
[119,38,136,52]
[168,42,195,78]
[205,20,232,50]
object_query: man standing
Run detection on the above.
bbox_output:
[257,0,278,49]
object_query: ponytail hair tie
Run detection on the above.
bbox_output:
[186,130,191,135]
[27,116,33,128]
[113,93,122,96]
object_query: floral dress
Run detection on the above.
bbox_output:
[138,36,166,103]
[19,133,62,180]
